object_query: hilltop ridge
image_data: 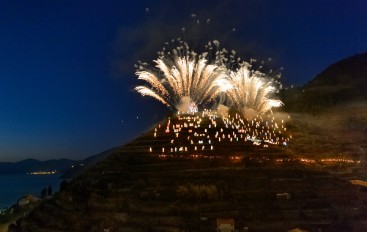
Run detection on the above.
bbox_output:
[0,159,76,175]
[282,52,367,113]
[306,52,367,89]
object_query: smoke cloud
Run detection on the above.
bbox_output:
[111,0,282,79]
[216,104,229,117]
[176,96,193,113]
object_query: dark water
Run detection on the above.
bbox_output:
[0,174,61,209]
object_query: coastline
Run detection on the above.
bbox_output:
[0,173,61,209]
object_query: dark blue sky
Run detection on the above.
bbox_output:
[0,0,366,161]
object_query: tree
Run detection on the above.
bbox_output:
[8,223,19,232]
[47,185,53,196]
[60,180,68,191]
[41,188,47,198]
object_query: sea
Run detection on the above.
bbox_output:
[0,174,62,209]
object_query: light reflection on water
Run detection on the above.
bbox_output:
[0,174,61,209]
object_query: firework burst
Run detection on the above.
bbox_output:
[201,40,283,118]
[135,39,283,117]
[223,63,283,118]
[135,41,227,112]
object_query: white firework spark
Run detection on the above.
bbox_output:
[223,63,283,118]
[135,41,227,112]
[135,39,283,116]
[134,86,169,106]
[201,40,283,118]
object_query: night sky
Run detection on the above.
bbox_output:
[0,0,366,162]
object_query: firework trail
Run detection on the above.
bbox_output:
[135,40,228,112]
[204,40,283,118]
[223,62,283,118]
[135,39,283,116]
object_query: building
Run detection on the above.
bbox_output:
[217,218,235,232]
[276,192,291,200]
[17,194,40,207]
[18,198,30,206]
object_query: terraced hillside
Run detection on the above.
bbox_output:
[11,128,367,232]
